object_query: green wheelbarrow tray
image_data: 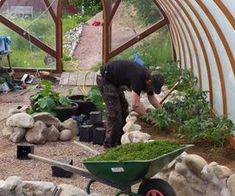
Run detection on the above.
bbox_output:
[82,144,193,187]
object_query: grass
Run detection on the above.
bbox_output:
[62,14,91,34]
[0,13,91,69]
[114,27,172,69]
[86,140,184,161]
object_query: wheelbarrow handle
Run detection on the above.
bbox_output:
[28,153,91,177]
[74,141,100,155]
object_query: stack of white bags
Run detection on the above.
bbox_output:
[121,111,151,144]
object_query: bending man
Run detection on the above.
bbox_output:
[96,60,164,148]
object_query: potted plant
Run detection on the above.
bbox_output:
[68,85,105,116]
[30,80,78,122]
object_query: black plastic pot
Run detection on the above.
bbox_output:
[54,102,78,122]
[90,111,102,124]
[51,159,73,178]
[68,95,97,116]
[79,124,93,142]
[93,127,106,145]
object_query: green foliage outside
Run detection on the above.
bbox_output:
[0,5,100,69]
[124,0,162,25]
[29,80,72,115]
[68,0,102,15]
[86,140,184,161]
[62,13,91,34]
[0,16,55,68]
[115,28,172,69]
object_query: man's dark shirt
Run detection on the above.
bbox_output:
[101,60,154,96]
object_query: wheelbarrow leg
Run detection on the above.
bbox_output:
[86,179,96,194]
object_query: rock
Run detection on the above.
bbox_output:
[122,121,141,133]
[184,154,207,175]
[168,171,192,196]
[204,183,223,196]
[60,129,73,141]
[176,152,187,162]
[33,112,61,128]
[6,113,34,128]
[125,115,137,123]
[59,184,87,196]
[175,162,188,176]
[89,193,101,196]
[47,125,60,142]
[15,181,55,196]
[0,183,14,196]
[64,24,84,56]
[25,121,48,144]
[227,174,235,196]
[186,174,206,194]
[8,106,28,116]
[61,118,79,136]
[9,127,26,143]
[4,176,22,191]
[121,131,150,144]
[167,159,176,171]
[214,165,232,179]
[1,126,14,139]
[0,176,22,196]
[202,164,221,185]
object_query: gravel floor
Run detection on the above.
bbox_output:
[0,89,121,195]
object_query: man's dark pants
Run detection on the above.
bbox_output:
[96,75,128,147]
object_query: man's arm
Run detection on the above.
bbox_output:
[147,94,161,109]
[131,90,146,115]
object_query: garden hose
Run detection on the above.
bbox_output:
[69,60,91,96]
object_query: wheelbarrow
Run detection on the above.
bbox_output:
[18,143,193,196]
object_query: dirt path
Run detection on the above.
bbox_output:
[73,2,142,69]
[73,25,103,70]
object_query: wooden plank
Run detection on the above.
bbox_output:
[68,72,78,85]
[76,72,85,86]
[86,72,96,86]
[59,72,70,85]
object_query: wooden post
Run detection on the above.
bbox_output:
[55,0,64,73]
[102,0,112,64]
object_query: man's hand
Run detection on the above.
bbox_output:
[131,90,146,115]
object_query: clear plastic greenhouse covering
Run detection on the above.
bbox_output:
[155,0,235,122]
[0,0,59,69]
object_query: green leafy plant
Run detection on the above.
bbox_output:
[30,80,72,115]
[85,85,105,112]
[145,108,174,130]
[144,87,234,147]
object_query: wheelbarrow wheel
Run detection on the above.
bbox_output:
[138,178,176,196]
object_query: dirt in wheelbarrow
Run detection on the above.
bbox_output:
[138,120,235,173]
